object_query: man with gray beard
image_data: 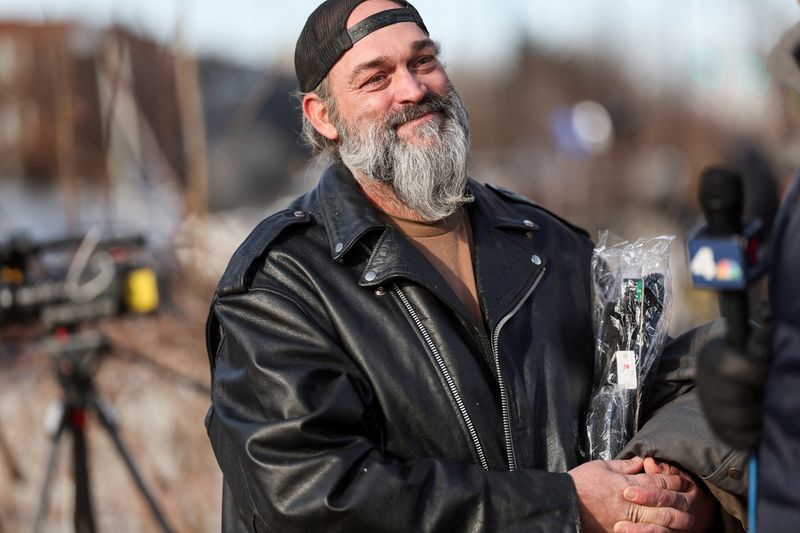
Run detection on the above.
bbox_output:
[334,87,473,221]
[205,1,743,532]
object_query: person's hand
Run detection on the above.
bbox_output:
[612,458,716,533]
[568,457,695,533]
[696,325,772,449]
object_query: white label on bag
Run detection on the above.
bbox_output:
[616,350,638,389]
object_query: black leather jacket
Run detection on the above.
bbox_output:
[205,164,739,532]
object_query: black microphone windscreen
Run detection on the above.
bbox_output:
[699,166,744,235]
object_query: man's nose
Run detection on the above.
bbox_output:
[394,68,427,104]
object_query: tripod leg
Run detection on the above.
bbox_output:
[92,397,175,533]
[32,405,67,533]
[71,408,97,533]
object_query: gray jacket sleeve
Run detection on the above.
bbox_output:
[619,322,748,530]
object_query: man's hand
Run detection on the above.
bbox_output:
[568,457,698,533]
[612,458,716,533]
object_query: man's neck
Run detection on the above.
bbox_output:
[354,173,428,222]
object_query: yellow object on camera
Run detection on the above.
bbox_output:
[124,267,159,313]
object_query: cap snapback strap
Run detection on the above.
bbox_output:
[347,8,421,45]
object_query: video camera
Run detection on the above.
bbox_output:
[0,229,159,329]
[4,229,179,533]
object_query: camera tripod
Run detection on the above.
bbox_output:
[32,331,174,533]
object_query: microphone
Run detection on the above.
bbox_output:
[690,165,771,450]
[698,167,750,348]
[688,166,768,348]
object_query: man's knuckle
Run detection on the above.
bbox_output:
[626,503,642,522]
[625,504,635,522]
[679,494,691,512]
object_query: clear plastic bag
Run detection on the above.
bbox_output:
[583,231,675,461]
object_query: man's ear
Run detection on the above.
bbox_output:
[303,93,339,141]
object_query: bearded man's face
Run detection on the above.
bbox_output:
[332,86,473,221]
[300,12,473,221]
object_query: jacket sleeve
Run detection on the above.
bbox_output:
[619,322,748,530]
[206,284,581,533]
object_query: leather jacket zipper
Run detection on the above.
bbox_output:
[393,284,490,470]
[491,267,547,471]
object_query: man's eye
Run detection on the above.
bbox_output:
[364,74,387,86]
[415,56,436,67]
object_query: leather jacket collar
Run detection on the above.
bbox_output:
[312,163,549,329]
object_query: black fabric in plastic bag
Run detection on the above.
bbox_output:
[583,232,673,461]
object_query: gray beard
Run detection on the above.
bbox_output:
[335,87,473,221]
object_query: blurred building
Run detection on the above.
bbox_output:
[0,23,184,184]
[0,21,311,241]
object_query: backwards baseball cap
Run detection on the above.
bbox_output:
[295,0,428,93]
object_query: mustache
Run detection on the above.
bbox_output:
[386,92,451,129]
